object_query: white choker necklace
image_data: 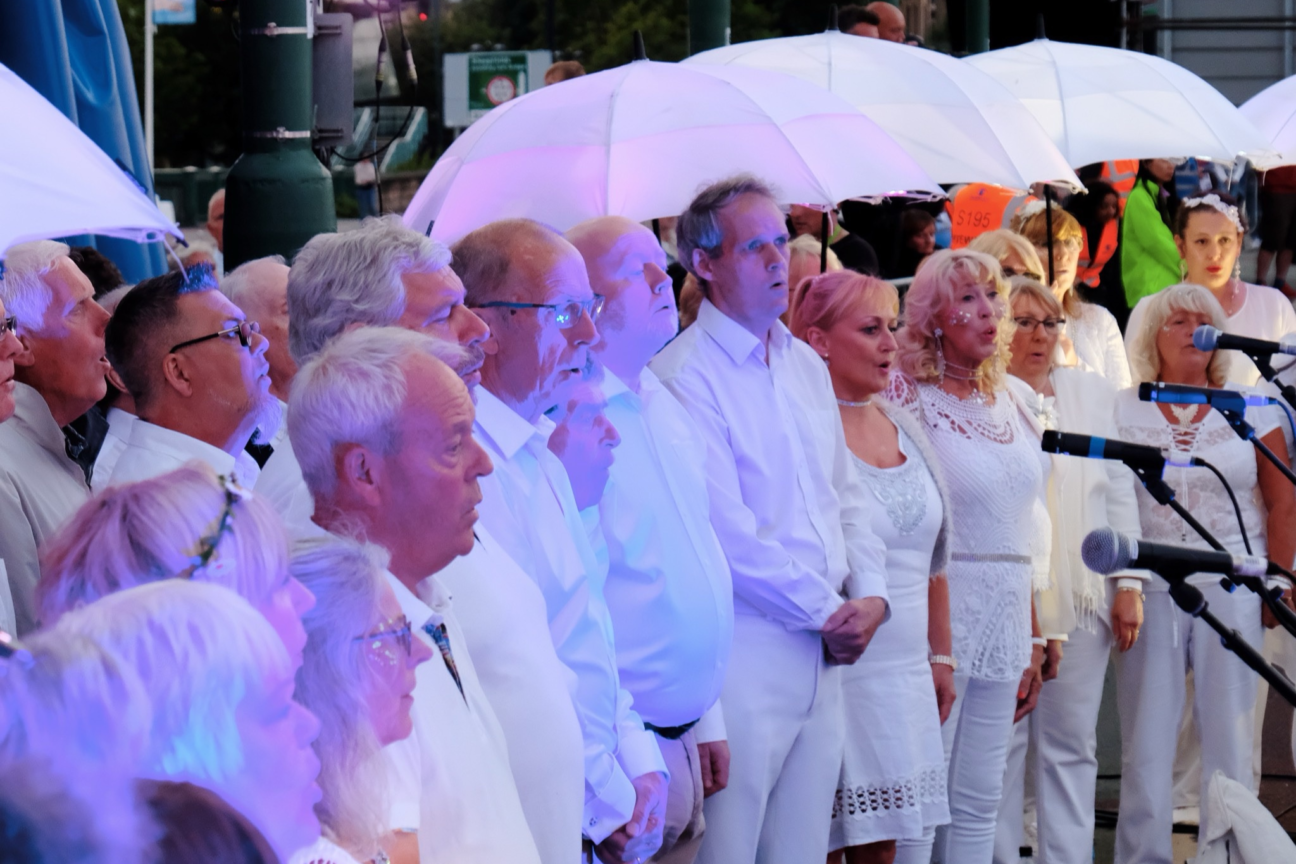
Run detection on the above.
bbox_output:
[837,397,874,408]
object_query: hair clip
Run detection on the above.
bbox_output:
[185,475,248,578]
[1182,193,1244,233]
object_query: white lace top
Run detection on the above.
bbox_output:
[1065,300,1132,390]
[1113,386,1276,589]
[888,374,1049,682]
[288,836,364,864]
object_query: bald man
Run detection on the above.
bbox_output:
[568,217,736,864]
[221,256,296,404]
[867,1,906,41]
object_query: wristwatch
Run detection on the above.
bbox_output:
[928,653,957,670]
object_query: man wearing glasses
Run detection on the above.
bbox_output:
[0,239,109,634]
[453,218,669,864]
[98,263,276,490]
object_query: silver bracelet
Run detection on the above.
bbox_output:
[928,653,957,670]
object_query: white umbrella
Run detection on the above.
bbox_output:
[1240,75,1296,168]
[965,39,1271,167]
[0,62,180,258]
[685,31,1080,191]
[402,59,939,243]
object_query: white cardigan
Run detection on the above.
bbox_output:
[1008,367,1149,637]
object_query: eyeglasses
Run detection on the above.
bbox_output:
[471,295,605,329]
[0,316,16,338]
[1013,316,1066,334]
[353,616,416,668]
[169,320,261,354]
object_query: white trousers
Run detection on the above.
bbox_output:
[993,625,1112,864]
[933,673,1019,864]
[895,827,935,864]
[1114,586,1261,864]
[695,613,842,864]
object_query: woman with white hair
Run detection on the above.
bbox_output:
[886,249,1049,862]
[289,536,433,864]
[36,460,314,668]
[994,277,1147,863]
[52,579,323,862]
[791,270,953,864]
[1114,282,1296,862]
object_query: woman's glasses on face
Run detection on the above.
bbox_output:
[1013,316,1065,335]
[353,616,416,668]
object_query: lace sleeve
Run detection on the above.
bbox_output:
[884,372,924,424]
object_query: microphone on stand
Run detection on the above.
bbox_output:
[1041,430,1202,470]
[1194,325,1296,358]
[1081,527,1273,579]
[1138,381,1277,413]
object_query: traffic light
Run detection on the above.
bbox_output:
[417,0,430,21]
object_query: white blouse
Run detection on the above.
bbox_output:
[1065,300,1132,390]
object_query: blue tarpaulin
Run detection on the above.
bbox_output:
[1,0,167,282]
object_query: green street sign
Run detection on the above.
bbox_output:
[467,52,530,115]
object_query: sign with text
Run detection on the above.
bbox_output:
[443,51,552,128]
[153,0,196,25]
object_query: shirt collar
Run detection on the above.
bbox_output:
[11,382,79,466]
[128,419,237,475]
[474,386,544,461]
[695,298,791,364]
[602,367,639,409]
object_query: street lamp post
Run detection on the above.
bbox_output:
[223,0,336,271]
[688,0,730,55]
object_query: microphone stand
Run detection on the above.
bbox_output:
[1129,465,1296,639]
[1154,566,1296,707]
[1241,348,1296,415]
[1211,404,1296,487]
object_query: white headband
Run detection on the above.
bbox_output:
[1182,193,1243,233]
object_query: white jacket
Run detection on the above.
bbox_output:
[1008,366,1148,637]
[1193,770,1296,863]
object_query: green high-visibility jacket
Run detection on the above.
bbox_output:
[1121,178,1181,307]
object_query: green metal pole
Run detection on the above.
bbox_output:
[966,0,990,54]
[688,0,730,55]
[224,0,336,271]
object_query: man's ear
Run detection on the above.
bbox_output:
[335,443,384,507]
[11,332,36,368]
[692,248,717,284]
[160,352,195,398]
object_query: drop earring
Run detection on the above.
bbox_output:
[1180,260,1188,281]
[1235,258,1242,282]
[934,327,946,379]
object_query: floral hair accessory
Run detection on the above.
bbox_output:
[184,475,251,580]
[1182,193,1244,233]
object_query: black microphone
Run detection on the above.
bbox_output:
[1195,325,1296,358]
[1081,527,1271,578]
[1041,430,1200,470]
[1138,381,1277,414]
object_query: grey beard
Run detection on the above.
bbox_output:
[250,392,283,445]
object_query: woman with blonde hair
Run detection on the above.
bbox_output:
[1014,202,1131,388]
[886,248,1049,862]
[966,230,1045,282]
[785,234,842,324]
[289,536,433,864]
[791,270,953,864]
[1114,282,1296,862]
[995,277,1147,863]
[36,460,314,668]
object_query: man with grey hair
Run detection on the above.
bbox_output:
[257,215,489,526]
[650,176,891,863]
[454,218,669,864]
[288,325,543,864]
[0,240,110,633]
[273,215,585,864]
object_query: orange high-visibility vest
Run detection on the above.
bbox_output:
[1100,160,1139,215]
[1077,219,1119,288]
[946,183,1037,249]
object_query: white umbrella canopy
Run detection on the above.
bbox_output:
[0,62,180,259]
[685,31,1081,191]
[403,59,939,243]
[1240,75,1296,168]
[965,39,1272,168]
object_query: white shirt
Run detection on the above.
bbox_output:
[649,300,890,630]
[0,383,91,633]
[90,407,138,487]
[435,523,586,864]
[598,368,733,733]
[287,835,360,864]
[98,418,260,490]
[473,387,666,843]
[1065,300,1132,389]
[382,563,542,864]
[256,400,317,530]
[1125,282,1296,387]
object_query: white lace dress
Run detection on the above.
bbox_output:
[830,423,951,849]
[1113,387,1276,581]
[889,374,1048,682]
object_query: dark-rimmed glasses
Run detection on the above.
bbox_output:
[471,295,605,329]
[170,320,261,354]
[0,316,16,338]
[1013,316,1066,335]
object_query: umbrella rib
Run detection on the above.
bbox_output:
[1044,43,1074,167]
[602,67,637,217]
